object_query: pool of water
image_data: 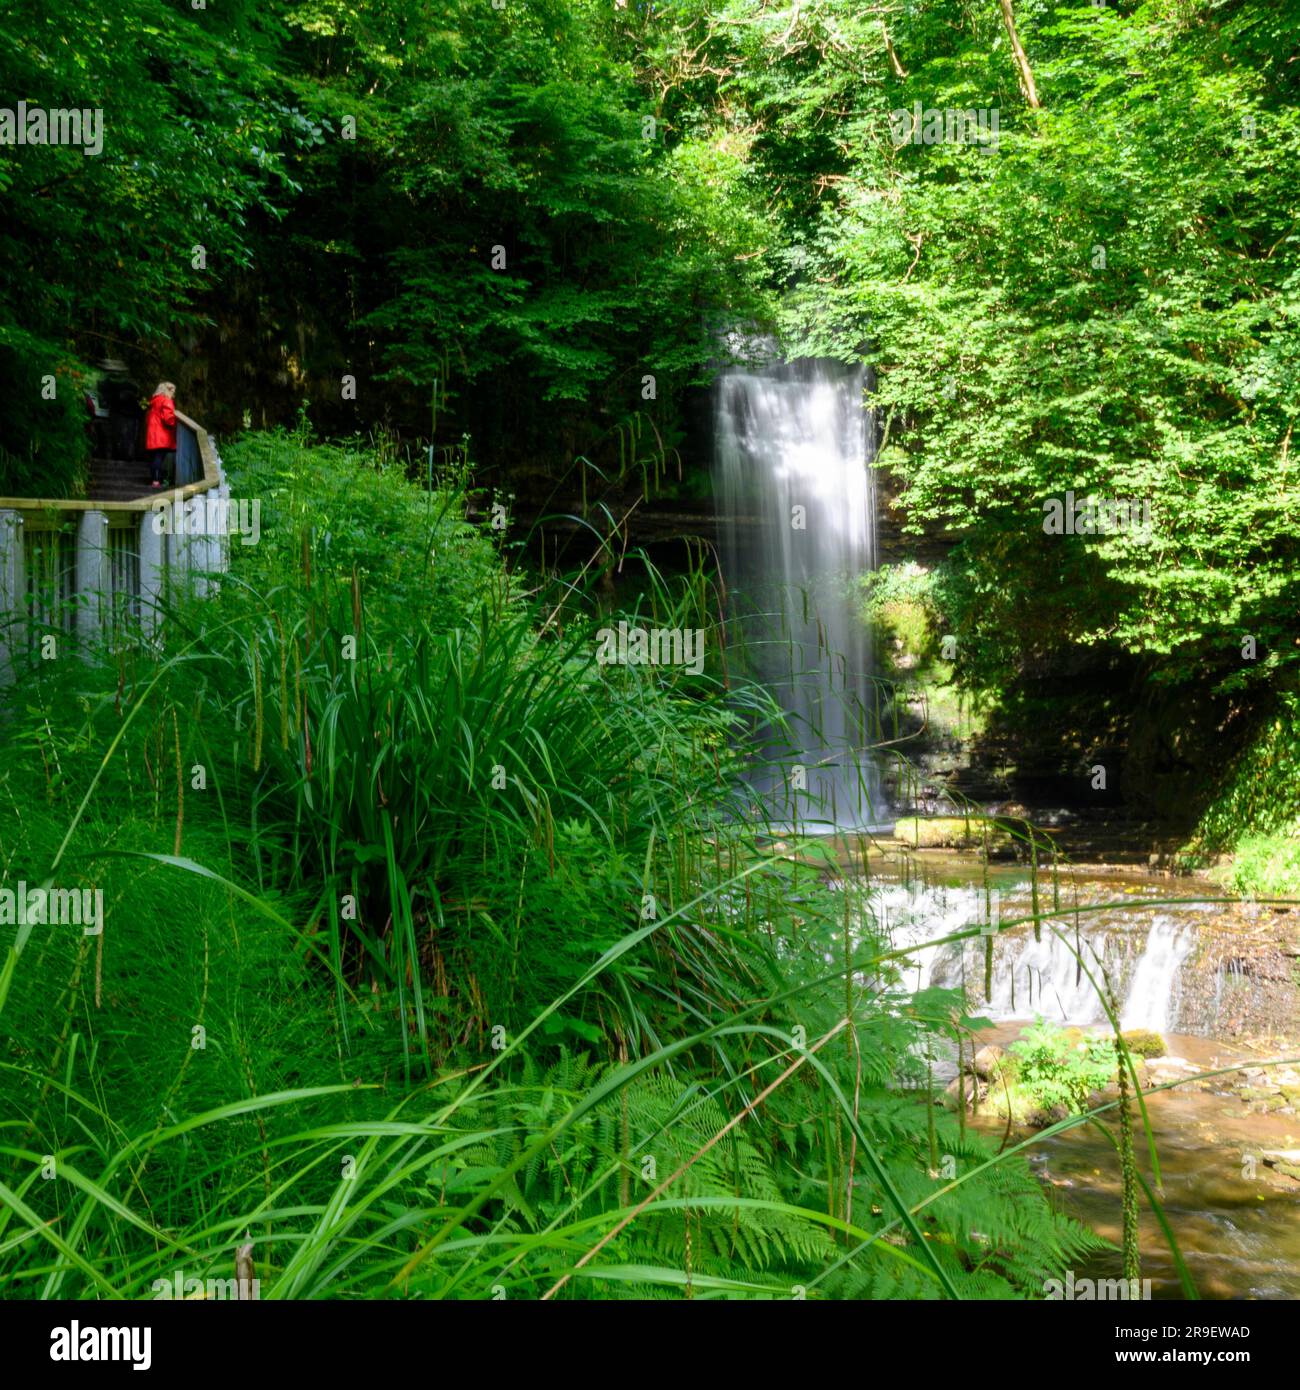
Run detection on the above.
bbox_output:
[970,1030,1300,1300]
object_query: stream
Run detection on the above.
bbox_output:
[872,863,1300,1300]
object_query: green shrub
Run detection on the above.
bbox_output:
[1222,830,1300,898]
[0,338,89,498]
[1188,691,1300,858]
[860,563,941,673]
[1008,1019,1118,1113]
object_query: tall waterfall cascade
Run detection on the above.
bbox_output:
[713,355,885,828]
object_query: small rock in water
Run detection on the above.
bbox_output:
[970,1043,1008,1079]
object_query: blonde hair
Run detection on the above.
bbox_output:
[153,382,176,398]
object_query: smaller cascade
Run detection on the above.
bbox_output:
[867,883,1200,1033]
[1119,920,1196,1033]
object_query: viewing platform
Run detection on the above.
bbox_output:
[0,411,229,681]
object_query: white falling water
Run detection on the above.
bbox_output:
[713,354,883,826]
[1118,920,1196,1033]
[867,882,1198,1032]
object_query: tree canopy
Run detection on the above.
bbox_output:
[2,0,1297,691]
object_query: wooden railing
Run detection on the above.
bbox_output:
[0,411,222,513]
[0,413,229,682]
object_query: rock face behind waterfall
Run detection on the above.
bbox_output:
[713,355,885,827]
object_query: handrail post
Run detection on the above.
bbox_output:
[138,508,165,641]
[75,510,111,649]
[0,509,24,684]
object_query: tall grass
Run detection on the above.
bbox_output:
[3,429,1265,1300]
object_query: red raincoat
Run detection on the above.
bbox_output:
[145,393,177,451]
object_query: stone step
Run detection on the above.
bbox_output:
[86,488,159,502]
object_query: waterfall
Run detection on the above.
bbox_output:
[1118,920,1196,1033]
[870,883,1199,1033]
[713,355,884,827]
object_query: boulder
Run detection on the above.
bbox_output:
[943,1076,987,1111]
[971,1043,1009,1079]
[1119,1029,1167,1059]
[891,816,1015,855]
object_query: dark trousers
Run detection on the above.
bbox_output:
[148,448,175,484]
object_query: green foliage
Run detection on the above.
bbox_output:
[639,0,1300,700]
[1009,1019,1117,1113]
[860,563,941,672]
[1193,691,1300,849]
[1185,689,1300,888]
[0,337,89,497]
[0,434,1108,1300]
[0,0,298,487]
[832,3,1300,692]
[0,0,773,489]
[1219,831,1300,899]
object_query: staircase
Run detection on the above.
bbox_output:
[86,456,160,503]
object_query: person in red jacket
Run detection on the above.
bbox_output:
[144,382,178,488]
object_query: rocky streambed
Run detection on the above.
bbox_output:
[862,858,1300,1299]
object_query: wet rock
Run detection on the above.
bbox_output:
[1120,1028,1167,1059]
[891,816,1015,856]
[971,1043,1008,1079]
[942,1076,987,1111]
[1147,1056,1197,1086]
[1261,1150,1300,1182]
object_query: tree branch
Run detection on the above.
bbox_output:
[997,0,1041,109]
[881,21,908,78]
